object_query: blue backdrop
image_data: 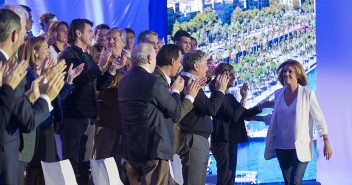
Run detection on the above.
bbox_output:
[3,0,167,41]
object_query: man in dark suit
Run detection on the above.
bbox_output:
[118,43,189,185]
[0,7,65,185]
[0,59,29,129]
[177,50,229,185]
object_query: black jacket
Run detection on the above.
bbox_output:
[59,44,115,119]
[211,94,262,144]
[180,75,225,138]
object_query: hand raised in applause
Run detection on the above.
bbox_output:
[184,78,203,98]
[171,75,185,92]
[240,82,249,101]
[39,71,66,101]
[38,56,55,77]
[0,58,28,90]
[98,50,113,73]
[215,71,230,92]
[108,53,127,73]
[41,59,66,81]
[67,63,85,84]
[25,76,43,103]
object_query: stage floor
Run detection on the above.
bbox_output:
[205,175,320,185]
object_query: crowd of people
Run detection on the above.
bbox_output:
[0,4,332,185]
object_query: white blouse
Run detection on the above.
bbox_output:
[274,94,297,149]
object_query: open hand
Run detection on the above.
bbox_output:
[43,60,66,81]
[184,78,202,98]
[215,71,230,92]
[67,63,85,84]
[1,59,28,90]
[171,75,185,92]
[39,71,66,101]
[25,76,43,103]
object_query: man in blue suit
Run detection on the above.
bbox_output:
[0,7,65,185]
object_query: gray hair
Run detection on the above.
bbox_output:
[131,43,155,66]
[2,4,28,20]
[0,8,21,42]
[137,30,158,44]
[107,27,127,43]
[182,50,206,72]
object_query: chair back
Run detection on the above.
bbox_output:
[41,159,78,185]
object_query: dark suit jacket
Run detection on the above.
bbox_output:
[0,85,15,131]
[59,44,115,119]
[118,66,181,162]
[0,52,50,184]
[153,67,194,153]
[211,93,262,144]
[180,75,224,139]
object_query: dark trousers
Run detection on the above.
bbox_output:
[18,161,26,185]
[92,126,126,184]
[60,118,96,185]
[125,160,169,185]
[276,149,308,185]
[211,140,238,185]
[228,140,239,184]
[25,124,58,185]
[24,168,45,185]
[211,141,232,185]
[0,149,19,185]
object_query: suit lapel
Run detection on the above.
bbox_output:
[154,67,170,88]
[0,51,7,63]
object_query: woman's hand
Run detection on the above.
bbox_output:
[323,137,333,160]
[240,82,249,102]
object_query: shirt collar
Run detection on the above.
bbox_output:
[71,44,86,54]
[140,66,151,73]
[181,71,198,80]
[157,66,172,86]
[0,49,10,61]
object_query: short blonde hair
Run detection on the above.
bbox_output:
[277,59,308,86]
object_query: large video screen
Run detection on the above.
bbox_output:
[167,0,317,183]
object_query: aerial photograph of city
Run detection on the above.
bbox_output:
[167,0,317,183]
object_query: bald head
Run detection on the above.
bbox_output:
[131,43,156,72]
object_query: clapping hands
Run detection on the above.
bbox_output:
[0,58,28,90]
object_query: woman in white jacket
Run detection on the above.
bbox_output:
[263,59,332,185]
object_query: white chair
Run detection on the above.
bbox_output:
[170,154,184,185]
[90,157,123,185]
[41,159,78,185]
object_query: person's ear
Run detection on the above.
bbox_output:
[193,63,199,72]
[171,58,176,66]
[11,30,19,43]
[75,30,82,38]
[147,54,152,64]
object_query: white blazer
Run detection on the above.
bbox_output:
[264,85,328,162]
